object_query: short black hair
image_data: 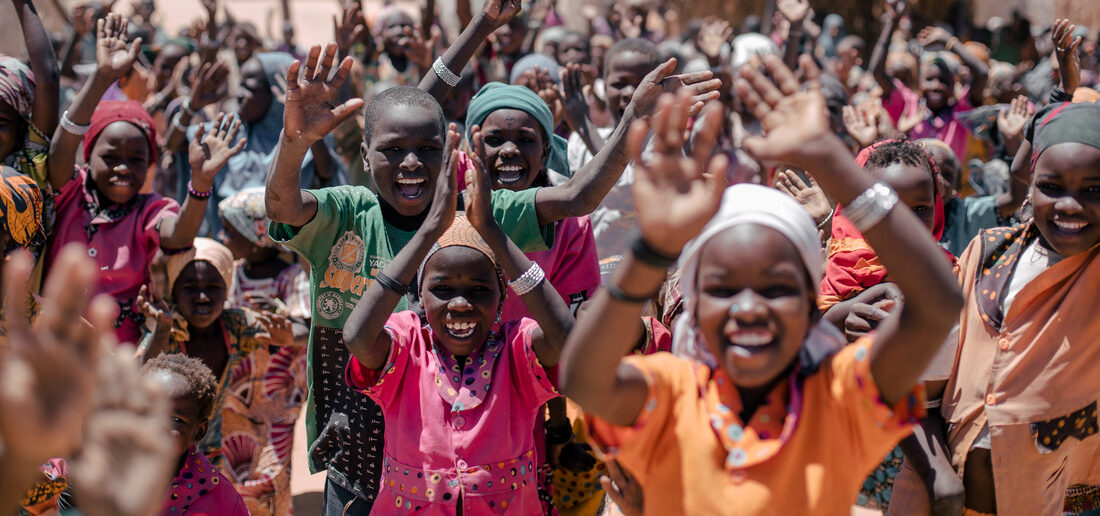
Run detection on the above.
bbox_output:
[362,86,446,146]
[863,138,936,179]
[142,353,218,423]
[603,38,660,79]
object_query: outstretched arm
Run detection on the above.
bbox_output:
[265,43,363,228]
[737,55,962,405]
[419,0,520,102]
[47,14,141,192]
[342,127,460,369]
[12,0,60,137]
[531,59,722,225]
[869,0,905,98]
[560,96,728,426]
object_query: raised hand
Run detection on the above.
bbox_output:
[188,60,230,110]
[257,313,295,347]
[69,347,173,516]
[916,26,953,49]
[775,169,832,226]
[629,58,723,119]
[896,101,927,134]
[884,0,907,23]
[333,2,366,56]
[135,285,172,333]
[189,113,247,191]
[95,13,142,82]
[777,0,810,24]
[477,0,521,31]
[283,43,364,144]
[201,0,218,19]
[631,94,728,256]
[842,104,880,148]
[72,4,96,37]
[696,16,732,61]
[0,247,114,468]
[559,63,591,133]
[1052,18,1082,94]
[736,54,835,171]
[406,25,440,70]
[467,124,501,234]
[996,95,1033,142]
[612,5,644,40]
[426,123,460,236]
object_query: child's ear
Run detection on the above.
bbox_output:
[193,421,209,444]
[360,141,372,175]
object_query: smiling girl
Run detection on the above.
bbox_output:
[560,55,962,514]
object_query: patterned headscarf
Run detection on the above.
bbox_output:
[217,187,274,248]
[166,238,236,295]
[0,165,45,250]
[1026,102,1100,171]
[82,100,159,164]
[0,56,34,123]
[417,212,507,305]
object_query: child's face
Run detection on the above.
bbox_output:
[605,51,654,123]
[149,370,207,458]
[153,44,187,89]
[477,109,546,190]
[362,103,444,217]
[493,18,527,56]
[232,34,258,65]
[0,100,22,161]
[920,65,951,111]
[872,163,937,233]
[420,246,502,357]
[1031,143,1100,256]
[557,34,591,66]
[381,12,416,58]
[88,121,150,205]
[694,225,814,389]
[925,144,960,200]
[172,260,228,330]
[237,58,273,124]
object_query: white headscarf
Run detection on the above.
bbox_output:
[671,184,844,368]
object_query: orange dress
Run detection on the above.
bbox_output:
[586,338,923,515]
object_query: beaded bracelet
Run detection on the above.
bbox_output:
[187,180,213,200]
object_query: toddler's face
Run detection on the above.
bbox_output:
[88,121,150,205]
[1031,143,1100,256]
[476,109,546,191]
[149,370,207,459]
[420,247,502,358]
[871,163,937,233]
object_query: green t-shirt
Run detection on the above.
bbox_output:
[268,185,551,497]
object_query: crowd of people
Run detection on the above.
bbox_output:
[0,0,1097,513]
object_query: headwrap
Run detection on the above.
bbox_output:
[672,184,844,369]
[0,165,45,250]
[372,4,418,34]
[509,53,561,86]
[417,212,507,307]
[217,187,275,248]
[82,100,158,164]
[0,56,34,123]
[465,82,570,178]
[729,33,779,69]
[1025,102,1100,172]
[166,238,236,295]
[818,140,949,311]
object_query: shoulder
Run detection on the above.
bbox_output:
[310,185,378,207]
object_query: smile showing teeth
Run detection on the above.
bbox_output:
[729,330,774,348]
[496,165,525,184]
[1054,220,1088,232]
[445,321,477,338]
[395,177,426,200]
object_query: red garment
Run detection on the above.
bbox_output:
[818,141,950,310]
[82,100,158,163]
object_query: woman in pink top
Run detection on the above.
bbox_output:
[341,150,574,514]
[42,15,245,344]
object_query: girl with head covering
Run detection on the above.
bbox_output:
[138,237,301,515]
[44,15,247,345]
[560,57,961,514]
[340,152,575,513]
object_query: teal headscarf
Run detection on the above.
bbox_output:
[465,82,571,180]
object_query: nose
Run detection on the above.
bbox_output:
[112,162,130,172]
[447,295,473,311]
[400,152,421,171]
[500,141,519,157]
[1054,195,1085,215]
[728,290,768,322]
[198,291,211,302]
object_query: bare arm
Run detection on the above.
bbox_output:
[738,55,963,405]
[995,95,1032,218]
[869,0,904,98]
[13,0,60,136]
[418,0,520,103]
[776,0,810,70]
[163,61,229,154]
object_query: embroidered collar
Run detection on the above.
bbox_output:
[700,366,803,470]
[430,329,503,413]
[163,446,225,514]
[79,167,143,240]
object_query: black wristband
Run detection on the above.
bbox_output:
[375,271,409,296]
[605,283,655,304]
[630,233,680,269]
[544,421,574,446]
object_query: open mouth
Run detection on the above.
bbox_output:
[444,320,477,339]
[1052,218,1089,235]
[726,329,777,358]
[193,306,213,316]
[395,177,426,200]
[494,164,526,186]
[108,175,135,187]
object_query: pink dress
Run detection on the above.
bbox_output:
[45,167,179,344]
[346,311,559,515]
[499,215,599,324]
[883,78,972,162]
[161,446,250,516]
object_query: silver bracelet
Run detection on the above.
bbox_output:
[59,110,89,136]
[509,262,545,297]
[844,182,899,233]
[179,97,197,118]
[432,57,461,87]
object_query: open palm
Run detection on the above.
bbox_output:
[96,13,141,82]
[189,113,247,189]
[737,55,833,171]
[284,43,364,144]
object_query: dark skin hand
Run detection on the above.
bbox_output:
[419,0,521,102]
[12,0,60,138]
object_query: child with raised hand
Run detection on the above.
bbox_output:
[560,54,963,514]
[43,14,245,345]
[341,144,573,514]
[142,353,248,516]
